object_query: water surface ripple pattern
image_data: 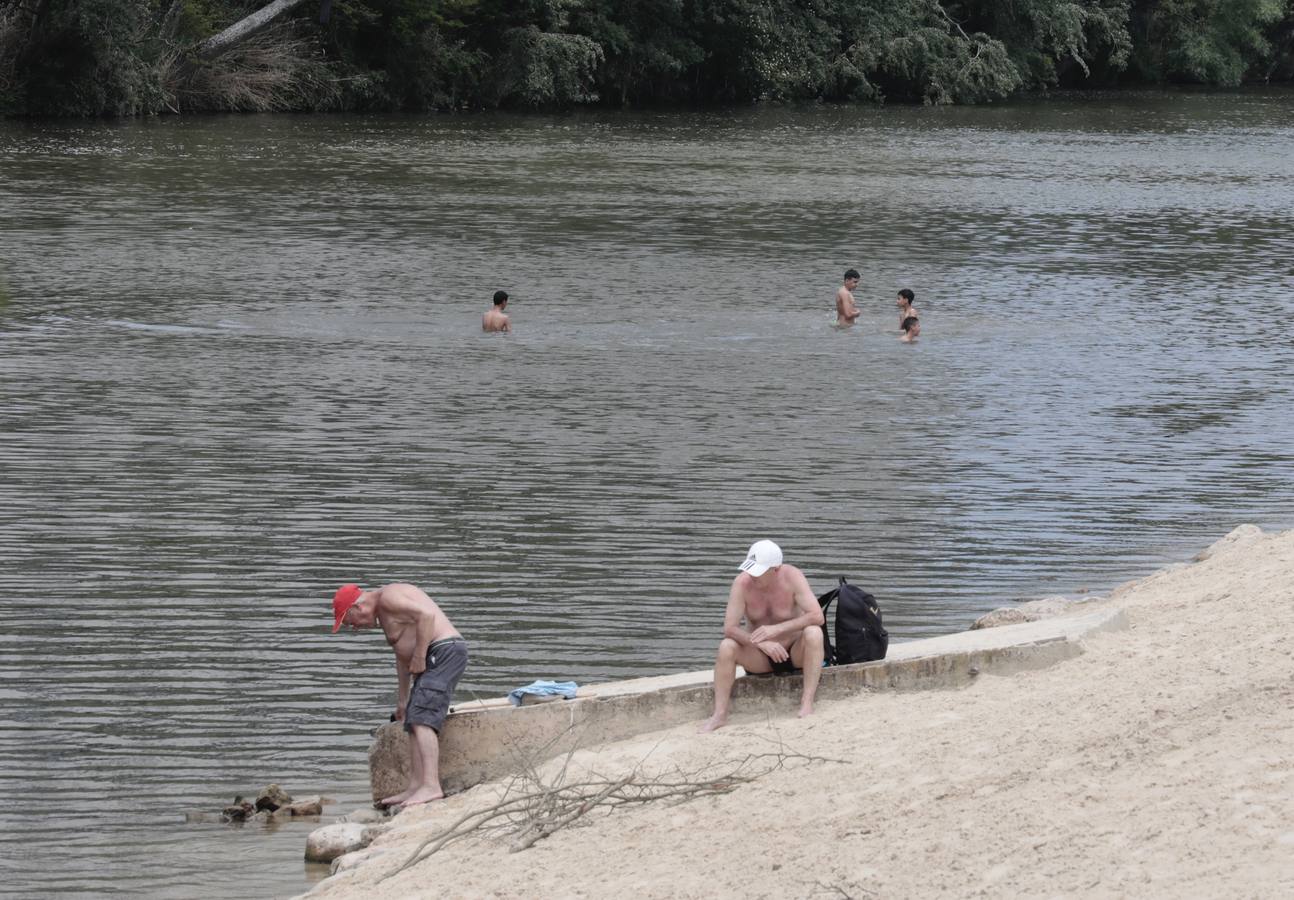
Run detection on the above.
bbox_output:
[1,94,1293,896]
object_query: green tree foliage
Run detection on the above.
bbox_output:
[828,1,1023,104]
[1130,0,1286,84]
[0,0,1291,116]
[7,0,162,115]
[493,25,603,105]
[568,0,704,105]
[953,0,1133,87]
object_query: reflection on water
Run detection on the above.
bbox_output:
[2,92,1293,897]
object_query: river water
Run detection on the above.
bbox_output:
[2,91,1292,897]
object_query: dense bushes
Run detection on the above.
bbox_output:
[1,0,1291,116]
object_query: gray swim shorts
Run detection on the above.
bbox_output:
[404,638,468,734]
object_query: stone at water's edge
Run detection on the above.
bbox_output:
[222,801,254,822]
[305,823,373,863]
[970,608,1030,629]
[369,723,410,804]
[331,846,388,875]
[971,597,1086,630]
[282,797,323,817]
[338,807,388,825]
[255,783,292,811]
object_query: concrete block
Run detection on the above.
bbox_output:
[368,605,1126,802]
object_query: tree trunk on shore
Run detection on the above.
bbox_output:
[195,0,312,60]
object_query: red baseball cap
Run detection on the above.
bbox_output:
[332,584,362,632]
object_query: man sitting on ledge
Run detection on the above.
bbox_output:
[699,540,826,733]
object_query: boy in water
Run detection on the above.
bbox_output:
[896,288,919,330]
[483,290,511,332]
[900,315,920,342]
[835,269,862,328]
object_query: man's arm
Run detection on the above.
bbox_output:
[501,314,511,333]
[720,580,758,648]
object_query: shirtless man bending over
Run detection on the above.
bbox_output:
[698,540,825,733]
[483,290,511,333]
[835,269,861,328]
[332,582,467,808]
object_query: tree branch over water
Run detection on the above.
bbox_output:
[195,0,311,61]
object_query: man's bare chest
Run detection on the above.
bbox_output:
[383,621,416,655]
[746,590,796,623]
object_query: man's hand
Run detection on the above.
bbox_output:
[394,704,406,722]
[408,654,426,675]
[749,624,782,645]
[753,640,788,663]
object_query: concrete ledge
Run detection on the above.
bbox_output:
[369,605,1126,801]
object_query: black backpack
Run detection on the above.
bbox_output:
[817,577,888,665]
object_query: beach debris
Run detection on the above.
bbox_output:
[383,732,843,879]
[305,823,374,863]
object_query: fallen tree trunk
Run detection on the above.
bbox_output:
[195,0,311,60]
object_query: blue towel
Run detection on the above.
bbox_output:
[507,680,579,707]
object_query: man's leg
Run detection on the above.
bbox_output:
[378,731,423,807]
[699,638,770,733]
[789,625,826,718]
[399,724,444,806]
[397,642,467,806]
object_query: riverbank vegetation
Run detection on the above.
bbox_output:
[2,0,1292,116]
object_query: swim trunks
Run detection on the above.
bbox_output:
[763,650,799,676]
[404,637,468,734]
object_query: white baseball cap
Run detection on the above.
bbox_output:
[738,539,783,577]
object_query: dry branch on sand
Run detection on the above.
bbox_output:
[383,731,844,880]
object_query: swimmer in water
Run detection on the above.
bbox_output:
[483,290,511,333]
[835,269,861,328]
[899,315,920,343]
[896,288,919,330]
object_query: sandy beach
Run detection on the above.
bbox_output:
[305,525,1294,898]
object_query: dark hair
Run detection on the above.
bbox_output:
[493,290,509,306]
[901,315,919,332]
[844,269,860,281]
[898,288,915,303]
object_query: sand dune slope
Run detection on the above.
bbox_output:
[306,525,1294,899]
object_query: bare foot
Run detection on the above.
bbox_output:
[397,788,444,808]
[377,788,414,808]
[698,714,728,733]
[797,704,814,719]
